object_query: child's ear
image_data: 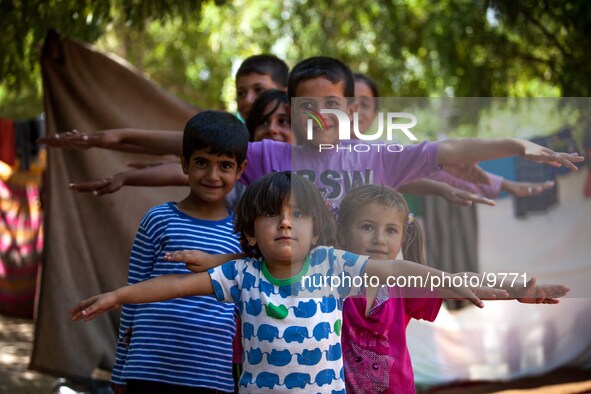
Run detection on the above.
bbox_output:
[180,155,189,175]
[246,235,257,246]
[236,160,248,179]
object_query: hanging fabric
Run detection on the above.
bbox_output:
[0,118,16,166]
[0,178,43,318]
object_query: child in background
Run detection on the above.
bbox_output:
[245,89,293,144]
[353,73,380,135]
[235,54,289,120]
[337,184,569,393]
[36,54,289,195]
[109,111,247,394]
[42,58,581,203]
[71,171,505,394]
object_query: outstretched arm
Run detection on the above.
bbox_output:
[68,163,188,196]
[364,259,491,308]
[501,179,555,198]
[501,276,569,304]
[437,138,583,171]
[456,273,569,304]
[398,179,495,206]
[408,172,555,201]
[164,250,244,273]
[70,272,214,322]
[38,128,183,155]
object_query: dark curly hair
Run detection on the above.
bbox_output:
[234,171,336,258]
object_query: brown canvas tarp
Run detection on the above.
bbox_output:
[31,30,197,379]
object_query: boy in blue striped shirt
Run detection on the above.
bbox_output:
[110,111,248,394]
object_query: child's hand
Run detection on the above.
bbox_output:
[444,163,491,185]
[164,250,216,272]
[451,286,485,308]
[164,251,241,272]
[471,286,509,300]
[513,277,570,304]
[501,180,555,197]
[442,284,509,307]
[440,275,493,308]
[520,139,584,171]
[70,292,120,322]
[38,129,129,150]
[126,159,178,169]
[440,185,496,207]
[37,129,92,149]
[68,173,126,196]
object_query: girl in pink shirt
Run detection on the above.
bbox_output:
[337,185,568,393]
[338,185,442,394]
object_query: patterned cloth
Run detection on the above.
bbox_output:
[0,179,43,317]
[209,246,369,393]
[343,287,442,393]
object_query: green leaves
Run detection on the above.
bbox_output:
[2,0,590,123]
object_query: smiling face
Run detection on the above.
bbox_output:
[246,197,316,268]
[181,149,246,204]
[236,73,283,119]
[253,100,294,144]
[293,77,357,146]
[343,202,405,260]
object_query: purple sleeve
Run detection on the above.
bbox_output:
[378,141,442,189]
[426,171,504,199]
[240,140,292,185]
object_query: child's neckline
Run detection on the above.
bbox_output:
[261,254,310,286]
[169,202,232,223]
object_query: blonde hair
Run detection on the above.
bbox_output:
[337,184,425,264]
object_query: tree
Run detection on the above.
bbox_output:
[2,0,590,125]
[0,0,209,118]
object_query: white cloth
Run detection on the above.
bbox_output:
[408,168,591,386]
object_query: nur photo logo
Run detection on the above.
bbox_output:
[305,108,419,152]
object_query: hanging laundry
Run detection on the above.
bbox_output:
[422,196,479,310]
[12,116,44,171]
[0,178,43,318]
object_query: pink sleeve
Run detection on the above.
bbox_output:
[387,286,442,321]
[405,297,443,322]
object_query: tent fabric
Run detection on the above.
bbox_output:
[31,30,195,379]
[409,168,591,386]
[422,197,479,278]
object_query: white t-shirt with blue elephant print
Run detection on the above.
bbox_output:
[208,246,369,394]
